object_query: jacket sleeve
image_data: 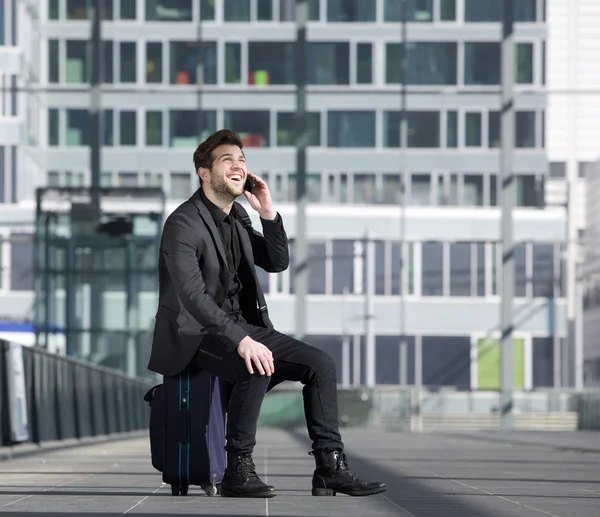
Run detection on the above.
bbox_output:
[237,207,289,273]
[161,212,248,352]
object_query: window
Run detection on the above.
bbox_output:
[289,241,326,294]
[104,109,114,146]
[382,175,403,204]
[533,338,553,388]
[277,112,321,146]
[421,242,443,296]
[465,112,482,147]
[170,172,191,199]
[532,244,554,297]
[384,0,433,22]
[408,112,440,147]
[308,43,350,85]
[146,111,162,146]
[48,171,60,186]
[517,43,534,84]
[356,43,372,84]
[249,42,295,85]
[257,0,273,20]
[353,174,377,203]
[146,42,163,83]
[440,0,456,20]
[146,0,192,21]
[66,109,89,146]
[464,0,536,22]
[549,162,566,179]
[169,110,217,147]
[279,0,320,21]
[66,40,89,83]
[386,43,457,85]
[118,172,138,187]
[170,41,217,85]
[49,40,59,83]
[488,111,500,148]
[411,174,431,205]
[120,111,137,146]
[447,111,458,147]
[327,111,375,148]
[476,242,485,296]
[48,109,59,146]
[120,42,136,83]
[450,242,471,296]
[464,43,498,85]
[516,111,536,148]
[11,234,34,291]
[224,111,270,147]
[332,240,355,294]
[225,43,242,83]
[103,40,114,83]
[67,0,89,20]
[517,175,540,207]
[224,0,250,21]
[201,0,216,19]
[49,0,59,19]
[327,0,375,22]
[514,243,527,297]
[464,175,484,206]
[121,0,136,19]
[288,174,322,202]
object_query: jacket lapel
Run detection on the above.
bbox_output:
[191,190,227,266]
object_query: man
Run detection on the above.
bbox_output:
[148,129,386,499]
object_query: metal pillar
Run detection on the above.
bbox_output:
[365,232,375,387]
[500,0,515,430]
[294,0,308,341]
[341,286,350,388]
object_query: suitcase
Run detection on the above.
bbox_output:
[144,367,228,496]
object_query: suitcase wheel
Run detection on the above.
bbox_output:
[203,484,219,497]
[171,483,189,496]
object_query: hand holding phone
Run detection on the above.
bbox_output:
[244,176,256,193]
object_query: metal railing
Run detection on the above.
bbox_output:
[0,340,153,448]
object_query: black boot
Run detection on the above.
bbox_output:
[220,453,276,498]
[311,449,386,497]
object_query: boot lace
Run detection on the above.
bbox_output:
[336,452,357,479]
[235,454,258,481]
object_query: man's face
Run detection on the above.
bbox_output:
[201,144,247,200]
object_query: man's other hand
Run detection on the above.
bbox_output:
[237,336,275,376]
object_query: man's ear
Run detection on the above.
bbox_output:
[197,167,209,183]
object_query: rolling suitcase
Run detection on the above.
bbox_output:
[144,366,228,496]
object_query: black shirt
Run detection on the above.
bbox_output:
[199,189,242,315]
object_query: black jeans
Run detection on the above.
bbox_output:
[194,320,344,456]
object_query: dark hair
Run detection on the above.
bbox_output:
[193,129,244,172]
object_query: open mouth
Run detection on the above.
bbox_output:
[227,174,244,184]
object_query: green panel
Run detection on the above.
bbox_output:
[477,338,525,390]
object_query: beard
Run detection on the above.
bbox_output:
[209,169,244,201]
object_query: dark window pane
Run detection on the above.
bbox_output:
[11,234,34,291]
[103,109,114,146]
[465,112,482,147]
[224,110,270,147]
[383,111,400,148]
[103,40,114,83]
[225,42,241,83]
[309,242,326,295]
[48,109,59,146]
[422,242,443,296]
[121,0,136,19]
[407,111,440,147]
[66,40,90,83]
[224,0,250,21]
[328,111,375,148]
[353,174,376,203]
[532,244,554,297]
[249,42,295,85]
[490,174,498,206]
[146,0,192,21]
[200,0,215,19]
[146,111,162,146]
[169,110,217,146]
[146,42,162,83]
[67,0,89,19]
[49,0,59,19]
[384,0,434,22]
[279,0,320,21]
[327,0,375,22]
[332,240,354,295]
[376,336,415,385]
[464,0,535,21]
[170,41,217,85]
[465,42,499,85]
[386,43,457,85]
[308,43,349,85]
[120,111,136,146]
[516,175,539,207]
[375,241,385,295]
[382,175,403,205]
[476,242,485,296]
[356,43,372,84]
[488,110,500,148]
[120,42,136,83]
[66,109,89,146]
[550,162,566,178]
[517,43,534,84]
[422,336,470,388]
[450,243,471,296]
[49,40,59,83]
[447,111,458,148]
[514,243,527,297]
[257,0,273,20]
[440,0,456,20]
[277,112,321,146]
[533,338,553,388]
[516,111,536,148]
[464,175,483,206]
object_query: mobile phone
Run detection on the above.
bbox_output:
[244,176,256,193]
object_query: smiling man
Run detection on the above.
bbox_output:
[148,129,386,499]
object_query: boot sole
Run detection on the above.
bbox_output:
[220,488,277,498]
[312,486,387,497]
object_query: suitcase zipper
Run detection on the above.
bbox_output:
[199,348,223,361]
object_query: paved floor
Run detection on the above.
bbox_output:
[0,428,599,516]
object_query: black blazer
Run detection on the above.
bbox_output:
[147,189,289,377]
